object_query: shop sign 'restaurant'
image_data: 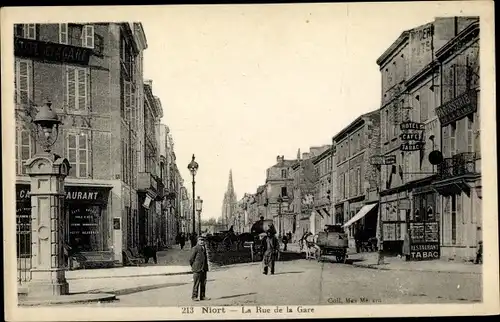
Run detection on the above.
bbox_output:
[15,37,92,65]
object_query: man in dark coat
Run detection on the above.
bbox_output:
[179,233,186,250]
[261,229,279,275]
[189,235,210,301]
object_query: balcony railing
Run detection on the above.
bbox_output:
[437,152,479,180]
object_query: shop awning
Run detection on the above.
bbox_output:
[343,203,377,228]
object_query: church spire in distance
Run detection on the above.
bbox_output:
[227,169,234,193]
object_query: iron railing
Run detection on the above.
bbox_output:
[437,152,478,180]
[16,202,32,285]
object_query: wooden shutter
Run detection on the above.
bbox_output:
[79,133,89,178]
[67,67,76,111]
[77,68,87,111]
[16,60,31,106]
[125,82,131,122]
[24,24,36,39]
[83,25,94,48]
[67,132,77,177]
[442,125,450,158]
[59,24,68,44]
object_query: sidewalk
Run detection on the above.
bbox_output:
[19,246,193,296]
[348,252,482,274]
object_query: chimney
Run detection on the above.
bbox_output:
[144,79,153,87]
[302,152,310,160]
[276,155,284,163]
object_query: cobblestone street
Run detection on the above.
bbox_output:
[69,255,481,307]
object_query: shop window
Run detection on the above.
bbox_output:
[69,205,105,252]
[67,132,89,178]
[66,66,90,114]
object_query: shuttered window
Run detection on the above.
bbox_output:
[59,23,68,44]
[466,115,474,153]
[22,24,36,40]
[16,130,32,175]
[449,122,457,156]
[66,66,89,113]
[67,132,89,178]
[15,59,32,106]
[83,25,94,48]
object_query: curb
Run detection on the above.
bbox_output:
[66,270,193,280]
[19,293,116,306]
[351,262,482,275]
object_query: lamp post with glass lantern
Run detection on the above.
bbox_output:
[26,101,71,296]
[195,196,203,235]
[187,155,199,236]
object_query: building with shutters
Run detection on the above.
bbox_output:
[375,17,479,260]
[312,146,335,230]
[433,19,480,261]
[333,111,380,250]
[14,22,150,269]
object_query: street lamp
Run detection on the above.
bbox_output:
[277,195,284,237]
[26,101,72,296]
[187,154,199,237]
[33,101,61,153]
[195,196,203,235]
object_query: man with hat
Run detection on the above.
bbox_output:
[189,234,210,301]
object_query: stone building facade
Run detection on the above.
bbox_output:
[312,146,335,230]
[333,110,380,247]
[14,23,149,267]
[376,17,479,259]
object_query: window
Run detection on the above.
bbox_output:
[449,122,457,155]
[451,194,457,244]
[357,167,362,196]
[15,129,32,175]
[15,59,32,106]
[59,24,68,44]
[67,132,89,178]
[467,115,474,153]
[281,187,287,198]
[420,91,428,123]
[66,66,89,113]
[281,169,287,178]
[356,133,361,151]
[385,110,390,141]
[62,24,94,48]
[15,24,36,39]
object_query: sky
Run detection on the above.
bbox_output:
[139,4,467,220]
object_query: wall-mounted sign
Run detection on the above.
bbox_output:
[400,142,425,151]
[15,37,92,65]
[17,185,108,202]
[435,90,478,126]
[409,221,440,261]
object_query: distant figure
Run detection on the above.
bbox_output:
[282,234,288,251]
[261,229,279,275]
[189,235,210,301]
[402,232,410,261]
[143,243,158,264]
[354,227,363,253]
[475,241,483,264]
[287,231,292,243]
[179,233,186,250]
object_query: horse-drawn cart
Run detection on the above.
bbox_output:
[316,225,349,263]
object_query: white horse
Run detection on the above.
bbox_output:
[304,233,321,260]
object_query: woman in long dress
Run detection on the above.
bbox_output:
[261,229,279,275]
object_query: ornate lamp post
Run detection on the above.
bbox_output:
[195,196,203,235]
[26,101,71,296]
[187,155,199,236]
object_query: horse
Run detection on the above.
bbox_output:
[304,233,320,260]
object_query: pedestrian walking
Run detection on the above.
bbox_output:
[179,233,186,250]
[475,240,482,264]
[282,234,288,252]
[402,231,410,261]
[261,229,279,275]
[189,235,210,301]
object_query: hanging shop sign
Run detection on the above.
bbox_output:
[370,155,396,165]
[435,90,478,126]
[400,121,425,131]
[408,221,440,261]
[400,142,425,151]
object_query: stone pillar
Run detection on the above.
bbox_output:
[25,153,70,296]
